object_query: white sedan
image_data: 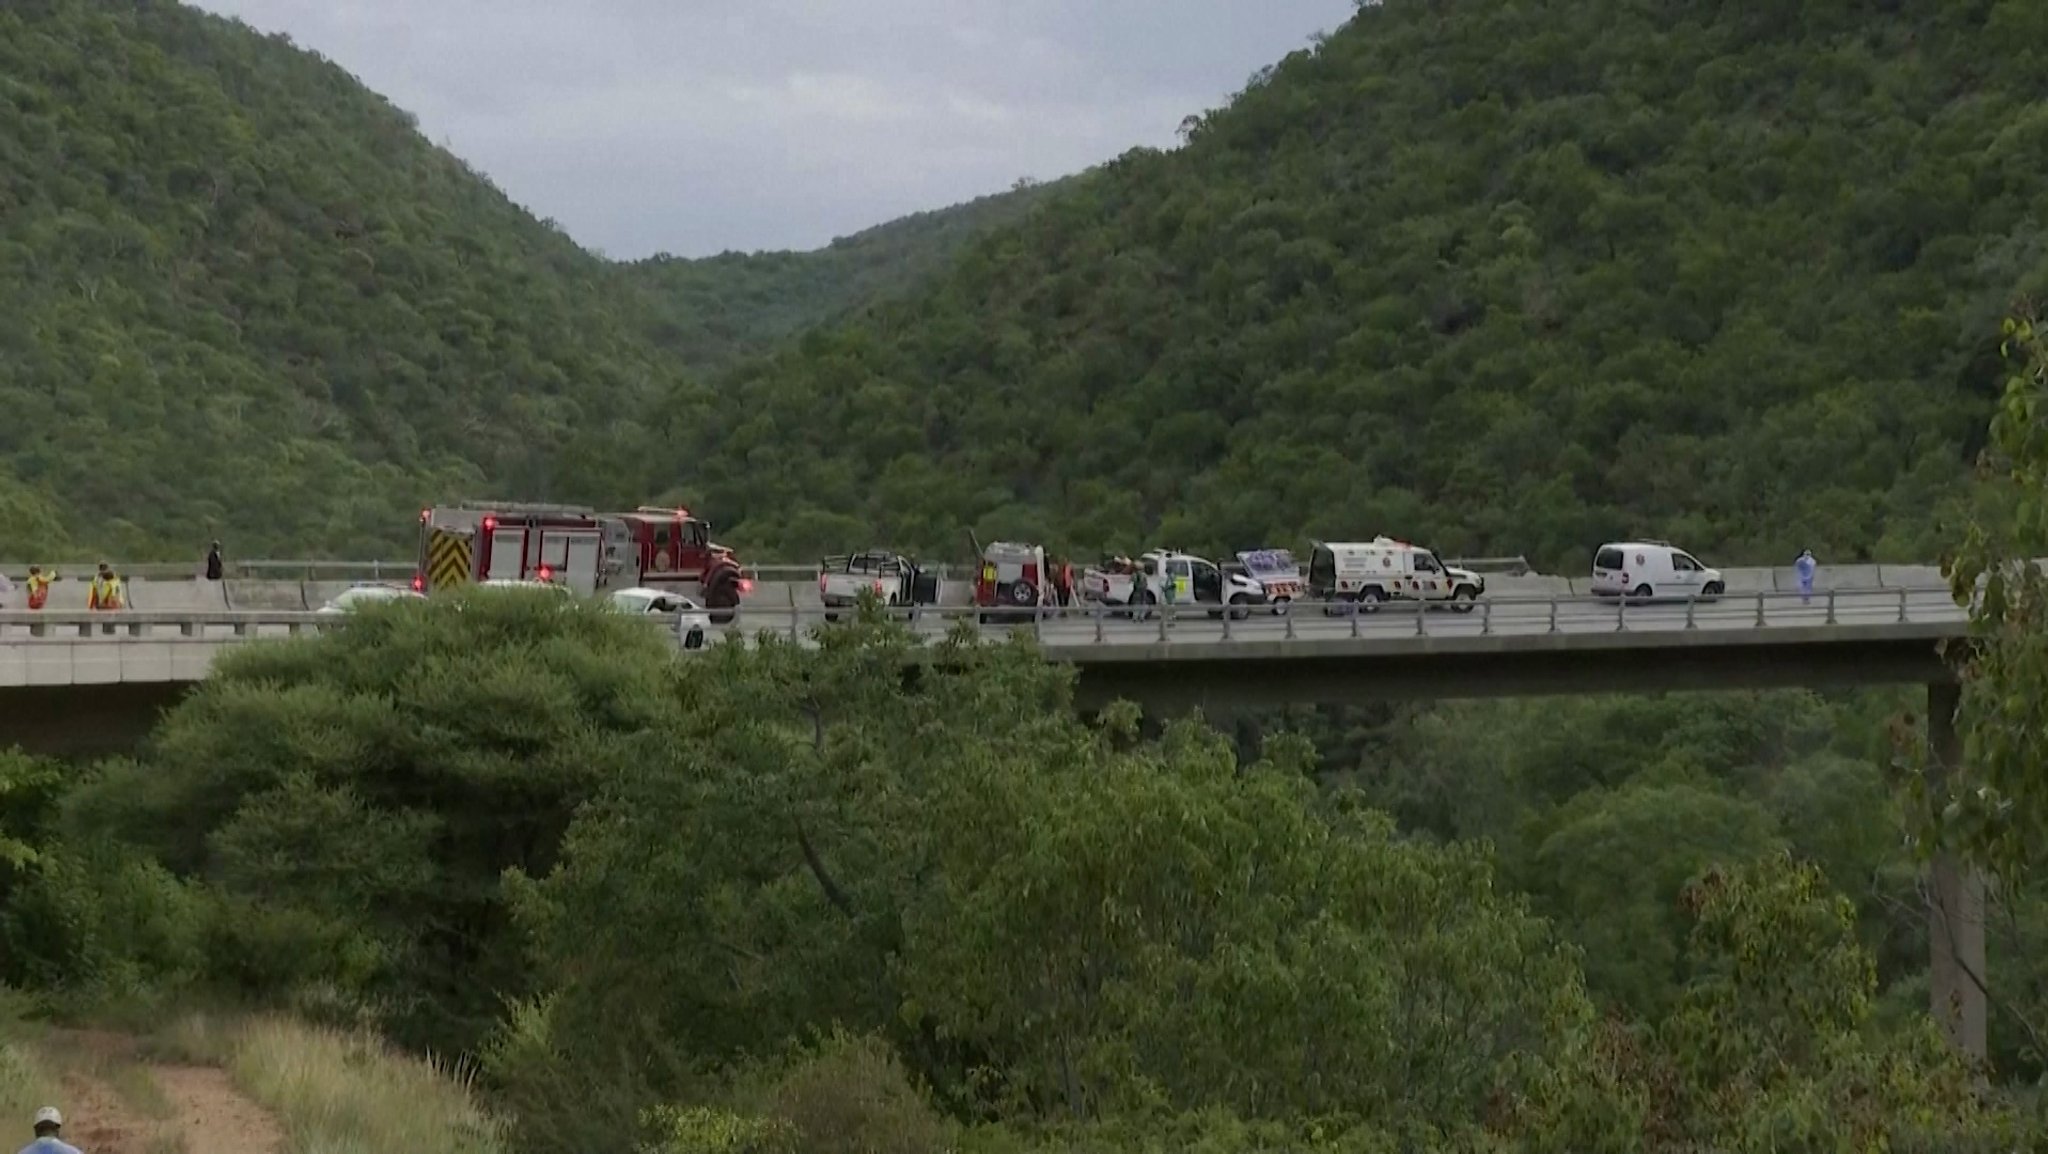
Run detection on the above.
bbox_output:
[315,584,427,614]
[608,586,713,650]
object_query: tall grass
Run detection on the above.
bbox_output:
[0,990,57,1130]
[161,1012,505,1154]
[0,1035,59,1132]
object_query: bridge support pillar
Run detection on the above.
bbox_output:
[1927,680,1987,1064]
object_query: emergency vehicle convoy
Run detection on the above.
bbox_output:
[401,500,1742,638]
[415,501,750,619]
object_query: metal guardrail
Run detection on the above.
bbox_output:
[0,587,1969,647]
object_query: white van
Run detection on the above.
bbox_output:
[1590,541,1724,601]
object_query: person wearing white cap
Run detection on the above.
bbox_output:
[18,1107,80,1154]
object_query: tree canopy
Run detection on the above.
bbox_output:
[0,0,1032,559]
[0,594,2031,1151]
[621,185,1059,380]
[11,2,2048,570]
[666,0,2047,568]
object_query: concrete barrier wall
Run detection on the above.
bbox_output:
[134,580,229,612]
[0,576,232,612]
[1489,575,1573,597]
[1813,563,1878,590]
[1879,564,1945,588]
[302,581,361,609]
[32,577,94,613]
[0,564,1965,616]
[224,580,310,611]
[1720,568,1773,592]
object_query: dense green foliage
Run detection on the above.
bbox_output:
[0,0,1031,559]
[1946,309,2048,876]
[496,618,1595,1148]
[11,0,2048,1148]
[622,184,1055,380]
[673,0,2047,567]
[1,0,662,555]
[56,589,675,1050]
[2,597,2033,1151]
[13,0,2046,571]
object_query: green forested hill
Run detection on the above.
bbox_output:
[0,0,670,556]
[13,0,2048,566]
[673,0,2048,568]
[621,183,1057,379]
[0,0,1031,559]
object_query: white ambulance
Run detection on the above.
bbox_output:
[1305,538,1485,612]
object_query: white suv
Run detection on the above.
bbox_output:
[1591,541,1724,601]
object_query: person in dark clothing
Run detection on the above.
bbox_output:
[205,541,224,581]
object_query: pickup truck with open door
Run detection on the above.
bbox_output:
[818,551,942,620]
[1080,550,1268,620]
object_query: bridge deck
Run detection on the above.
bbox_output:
[0,587,1976,751]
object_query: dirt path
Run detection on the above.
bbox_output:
[42,1030,284,1154]
[150,1064,284,1154]
[54,1063,140,1154]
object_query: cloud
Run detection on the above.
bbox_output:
[185,0,1359,258]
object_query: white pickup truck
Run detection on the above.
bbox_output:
[818,551,941,619]
[1080,550,1268,619]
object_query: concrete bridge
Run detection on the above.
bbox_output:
[0,558,1953,614]
[0,582,1972,756]
[0,583,1967,690]
[0,572,1991,1062]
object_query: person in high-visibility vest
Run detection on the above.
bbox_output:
[103,571,127,610]
[24,567,52,610]
[88,564,117,611]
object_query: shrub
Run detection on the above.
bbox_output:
[639,1105,799,1154]
[0,836,206,1002]
[733,1032,954,1154]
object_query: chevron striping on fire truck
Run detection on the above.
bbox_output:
[413,500,751,617]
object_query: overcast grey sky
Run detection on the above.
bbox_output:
[183,0,1359,259]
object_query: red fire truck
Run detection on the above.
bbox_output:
[608,506,750,617]
[416,502,614,594]
[415,501,750,616]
